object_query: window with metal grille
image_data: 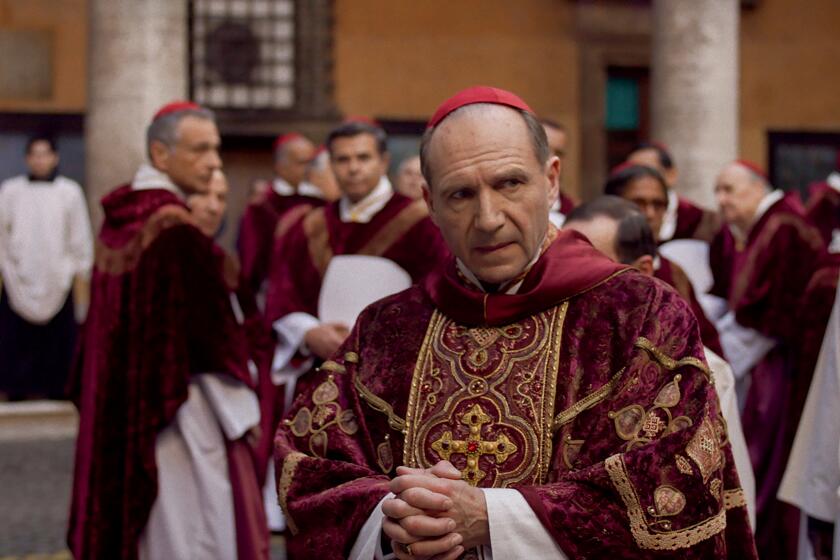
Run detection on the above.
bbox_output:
[190,0,297,111]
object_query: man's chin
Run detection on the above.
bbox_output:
[469,262,527,287]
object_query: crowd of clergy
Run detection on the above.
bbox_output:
[1,86,840,560]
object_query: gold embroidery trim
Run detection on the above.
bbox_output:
[344,352,360,364]
[277,451,306,535]
[634,337,711,380]
[723,488,747,510]
[320,360,346,374]
[403,311,446,465]
[553,368,626,431]
[605,454,727,550]
[358,199,429,257]
[354,375,407,433]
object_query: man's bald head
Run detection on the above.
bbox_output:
[420,103,550,189]
[714,161,772,233]
[420,103,560,285]
[274,135,315,187]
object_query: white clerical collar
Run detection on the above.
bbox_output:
[827,172,840,193]
[658,189,679,242]
[730,189,784,241]
[272,178,324,199]
[455,241,544,296]
[131,163,186,200]
[339,176,393,223]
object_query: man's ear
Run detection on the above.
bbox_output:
[545,156,561,205]
[149,140,171,171]
[665,168,678,190]
[422,185,438,226]
[632,255,655,277]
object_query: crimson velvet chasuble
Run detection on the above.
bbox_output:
[68,186,256,560]
[274,229,756,559]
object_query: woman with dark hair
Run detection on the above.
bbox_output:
[605,163,725,359]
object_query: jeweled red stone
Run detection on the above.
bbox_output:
[467,441,479,453]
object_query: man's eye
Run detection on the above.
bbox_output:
[450,189,472,200]
[500,178,522,189]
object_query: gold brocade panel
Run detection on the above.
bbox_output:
[403,303,568,487]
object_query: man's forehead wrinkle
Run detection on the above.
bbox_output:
[436,152,529,189]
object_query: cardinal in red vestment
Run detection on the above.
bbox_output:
[68,103,268,560]
[273,87,756,559]
[709,160,826,560]
[237,132,329,297]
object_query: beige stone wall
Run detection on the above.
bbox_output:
[739,0,840,167]
[0,0,86,112]
[332,0,582,197]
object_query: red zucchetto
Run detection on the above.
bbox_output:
[427,86,535,129]
[152,101,201,121]
[273,132,304,152]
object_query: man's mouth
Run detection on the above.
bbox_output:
[474,241,514,255]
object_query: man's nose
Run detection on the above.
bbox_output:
[474,190,505,232]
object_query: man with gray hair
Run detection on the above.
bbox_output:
[69,101,268,560]
[708,160,825,560]
[238,132,325,295]
[273,87,756,559]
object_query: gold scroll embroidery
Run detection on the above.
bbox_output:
[605,454,727,550]
[634,337,711,381]
[277,451,306,535]
[403,302,568,487]
[354,375,407,433]
[609,375,688,451]
[675,454,694,476]
[653,485,687,517]
[553,368,625,431]
[377,435,394,474]
[286,375,359,457]
[686,414,724,483]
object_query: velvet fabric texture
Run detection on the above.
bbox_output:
[264,193,449,324]
[274,232,756,559]
[673,196,721,243]
[654,256,724,359]
[805,181,840,247]
[68,186,257,560]
[237,186,325,295]
[709,194,825,559]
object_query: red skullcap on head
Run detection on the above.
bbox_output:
[734,159,768,181]
[153,100,201,121]
[273,132,304,152]
[427,86,535,129]
[609,161,636,177]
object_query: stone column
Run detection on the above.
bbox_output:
[85,0,188,226]
[651,0,739,208]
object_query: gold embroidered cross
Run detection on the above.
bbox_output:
[430,403,517,486]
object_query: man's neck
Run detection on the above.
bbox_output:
[28,169,58,182]
[339,176,392,223]
[131,163,187,200]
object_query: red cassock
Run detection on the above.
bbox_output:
[264,193,450,325]
[237,184,325,294]
[67,186,267,560]
[805,180,840,247]
[708,193,825,559]
[653,256,725,359]
[672,196,721,243]
[274,229,756,559]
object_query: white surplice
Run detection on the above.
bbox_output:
[778,281,840,559]
[0,174,93,323]
[132,166,262,559]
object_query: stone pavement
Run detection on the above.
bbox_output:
[0,401,285,559]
